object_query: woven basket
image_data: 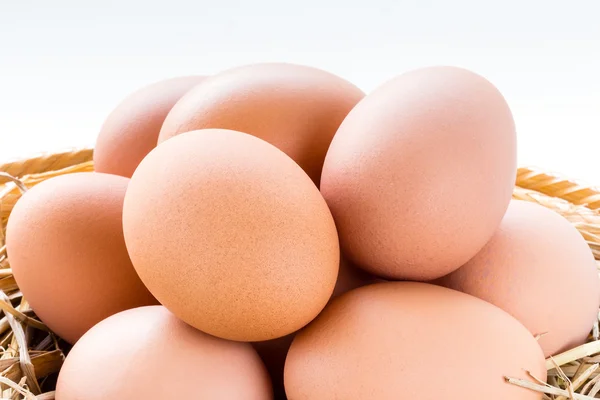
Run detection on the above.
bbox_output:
[1,148,600,399]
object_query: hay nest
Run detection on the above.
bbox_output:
[0,148,599,399]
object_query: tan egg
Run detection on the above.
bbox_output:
[284,281,546,400]
[6,173,157,344]
[253,254,379,398]
[435,200,600,356]
[56,306,273,399]
[94,75,206,177]
[158,63,365,186]
[320,66,516,280]
[123,129,339,342]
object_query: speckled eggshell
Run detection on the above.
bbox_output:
[253,254,380,398]
[320,66,517,280]
[123,129,340,342]
[284,281,546,400]
[435,200,600,357]
[6,173,157,344]
[158,63,365,186]
[56,306,273,400]
[94,75,205,177]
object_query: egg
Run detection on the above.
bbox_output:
[6,173,157,344]
[320,66,517,280]
[284,281,546,400]
[94,75,206,177]
[55,306,273,399]
[158,62,365,186]
[435,200,600,356]
[253,254,380,398]
[123,129,340,342]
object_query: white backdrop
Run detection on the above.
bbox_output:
[1,0,599,182]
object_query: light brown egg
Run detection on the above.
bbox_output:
[123,129,340,342]
[56,306,273,399]
[435,200,600,356]
[6,173,157,344]
[158,63,365,186]
[284,281,546,400]
[94,75,205,177]
[320,66,517,280]
[253,254,380,398]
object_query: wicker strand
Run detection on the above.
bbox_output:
[0,149,93,180]
[517,167,600,210]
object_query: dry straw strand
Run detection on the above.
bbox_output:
[546,341,600,370]
[506,376,597,399]
[554,363,598,400]
[0,376,36,400]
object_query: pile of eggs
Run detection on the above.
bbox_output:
[6,63,600,399]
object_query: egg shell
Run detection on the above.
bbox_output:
[158,62,365,186]
[284,281,546,400]
[123,129,340,342]
[253,254,380,398]
[435,200,600,356]
[94,75,205,177]
[56,306,273,399]
[6,173,157,344]
[320,66,517,280]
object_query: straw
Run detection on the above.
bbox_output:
[2,149,600,398]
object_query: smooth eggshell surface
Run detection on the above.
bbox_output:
[284,281,546,400]
[94,75,206,177]
[435,200,600,356]
[123,129,340,342]
[320,66,517,280]
[56,306,273,400]
[158,63,365,186]
[6,173,157,344]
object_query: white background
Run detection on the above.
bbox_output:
[1,1,599,182]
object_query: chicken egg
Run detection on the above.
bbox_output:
[56,306,273,399]
[320,66,517,280]
[284,281,546,400]
[158,63,364,186]
[123,129,340,342]
[435,200,600,356]
[6,173,157,343]
[94,75,205,177]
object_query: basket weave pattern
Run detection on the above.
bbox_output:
[0,148,599,398]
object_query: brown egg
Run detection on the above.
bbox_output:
[123,129,339,342]
[284,281,546,400]
[94,75,206,177]
[435,200,600,356]
[320,66,516,281]
[253,254,379,398]
[56,306,273,399]
[158,63,365,186]
[6,173,157,344]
